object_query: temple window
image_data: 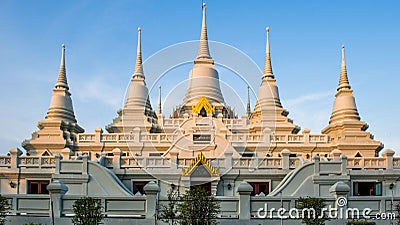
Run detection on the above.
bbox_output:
[242,153,254,157]
[199,107,207,117]
[133,181,147,195]
[249,182,269,196]
[193,134,211,144]
[353,182,382,196]
[27,180,50,194]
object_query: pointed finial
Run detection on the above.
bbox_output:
[337,44,351,91]
[246,86,251,117]
[262,26,274,79]
[157,85,162,114]
[133,27,144,79]
[55,44,69,90]
[196,2,212,60]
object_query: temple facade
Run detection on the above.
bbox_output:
[0,3,398,225]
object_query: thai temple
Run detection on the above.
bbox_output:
[1,3,398,225]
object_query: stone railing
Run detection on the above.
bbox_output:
[162,118,183,127]
[0,156,10,167]
[62,196,146,217]
[228,133,329,144]
[0,148,57,169]
[77,132,180,144]
[18,156,55,168]
[100,149,301,171]
[222,118,247,128]
[3,191,148,218]
[3,194,51,215]
[4,182,399,223]
[232,157,285,169]
[0,148,398,172]
[77,130,329,146]
[347,157,387,170]
[119,156,170,169]
[92,149,400,171]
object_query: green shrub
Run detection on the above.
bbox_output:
[159,187,220,225]
[177,187,220,225]
[296,197,329,225]
[0,195,10,225]
[159,189,179,225]
[72,197,104,225]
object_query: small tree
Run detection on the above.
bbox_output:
[159,189,179,225]
[0,195,10,225]
[296,197,329,225]
[72,197,104,225]
[395,201,400,225]
[177,187,220,225]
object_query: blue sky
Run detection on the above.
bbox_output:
[0,0,399,155]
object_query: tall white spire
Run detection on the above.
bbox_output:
[107,27,160,133]
[196,3,212,60]
[337,45,351,91]
[55,44,69,89]
[246,86,251,117]
[262,27,274,79]
[133,27,144,79]
[182,3,224,109]
[23,44,84,156]
[251,26,300,134]
[45,44,77,123]
[322,45,382,156]
[158,85,162,114]
[326,45,360,125]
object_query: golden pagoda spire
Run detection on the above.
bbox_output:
[196,3,212,60]
[337,45,351,91]
[55,44,69,90]
[133,27,144,79]
[262,27,274,79]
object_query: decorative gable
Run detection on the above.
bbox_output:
[182,152,219,177]
[192,96,215,115]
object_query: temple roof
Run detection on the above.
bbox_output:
[182,152,219,177]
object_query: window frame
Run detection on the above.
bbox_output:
[352,181,382,196]
[248,181,271,196]
[27,179,50,195]
[131,180,156,195]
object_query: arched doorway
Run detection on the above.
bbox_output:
[199,107,207,117]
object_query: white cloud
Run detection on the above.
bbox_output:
[284,91,333,107]
[74,76,124,107]
[282,91,333,133]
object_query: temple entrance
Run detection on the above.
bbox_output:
[199,107,207,117]
[182,152,220,196]
[191,96,214,117]
[190,163,212,195]
[191,182,211,195]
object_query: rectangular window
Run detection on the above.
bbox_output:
[249,182,269,196]
[353,182,382,196]
[133,181,147,195]
[193,134,211,144]
[28,180,50,194]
